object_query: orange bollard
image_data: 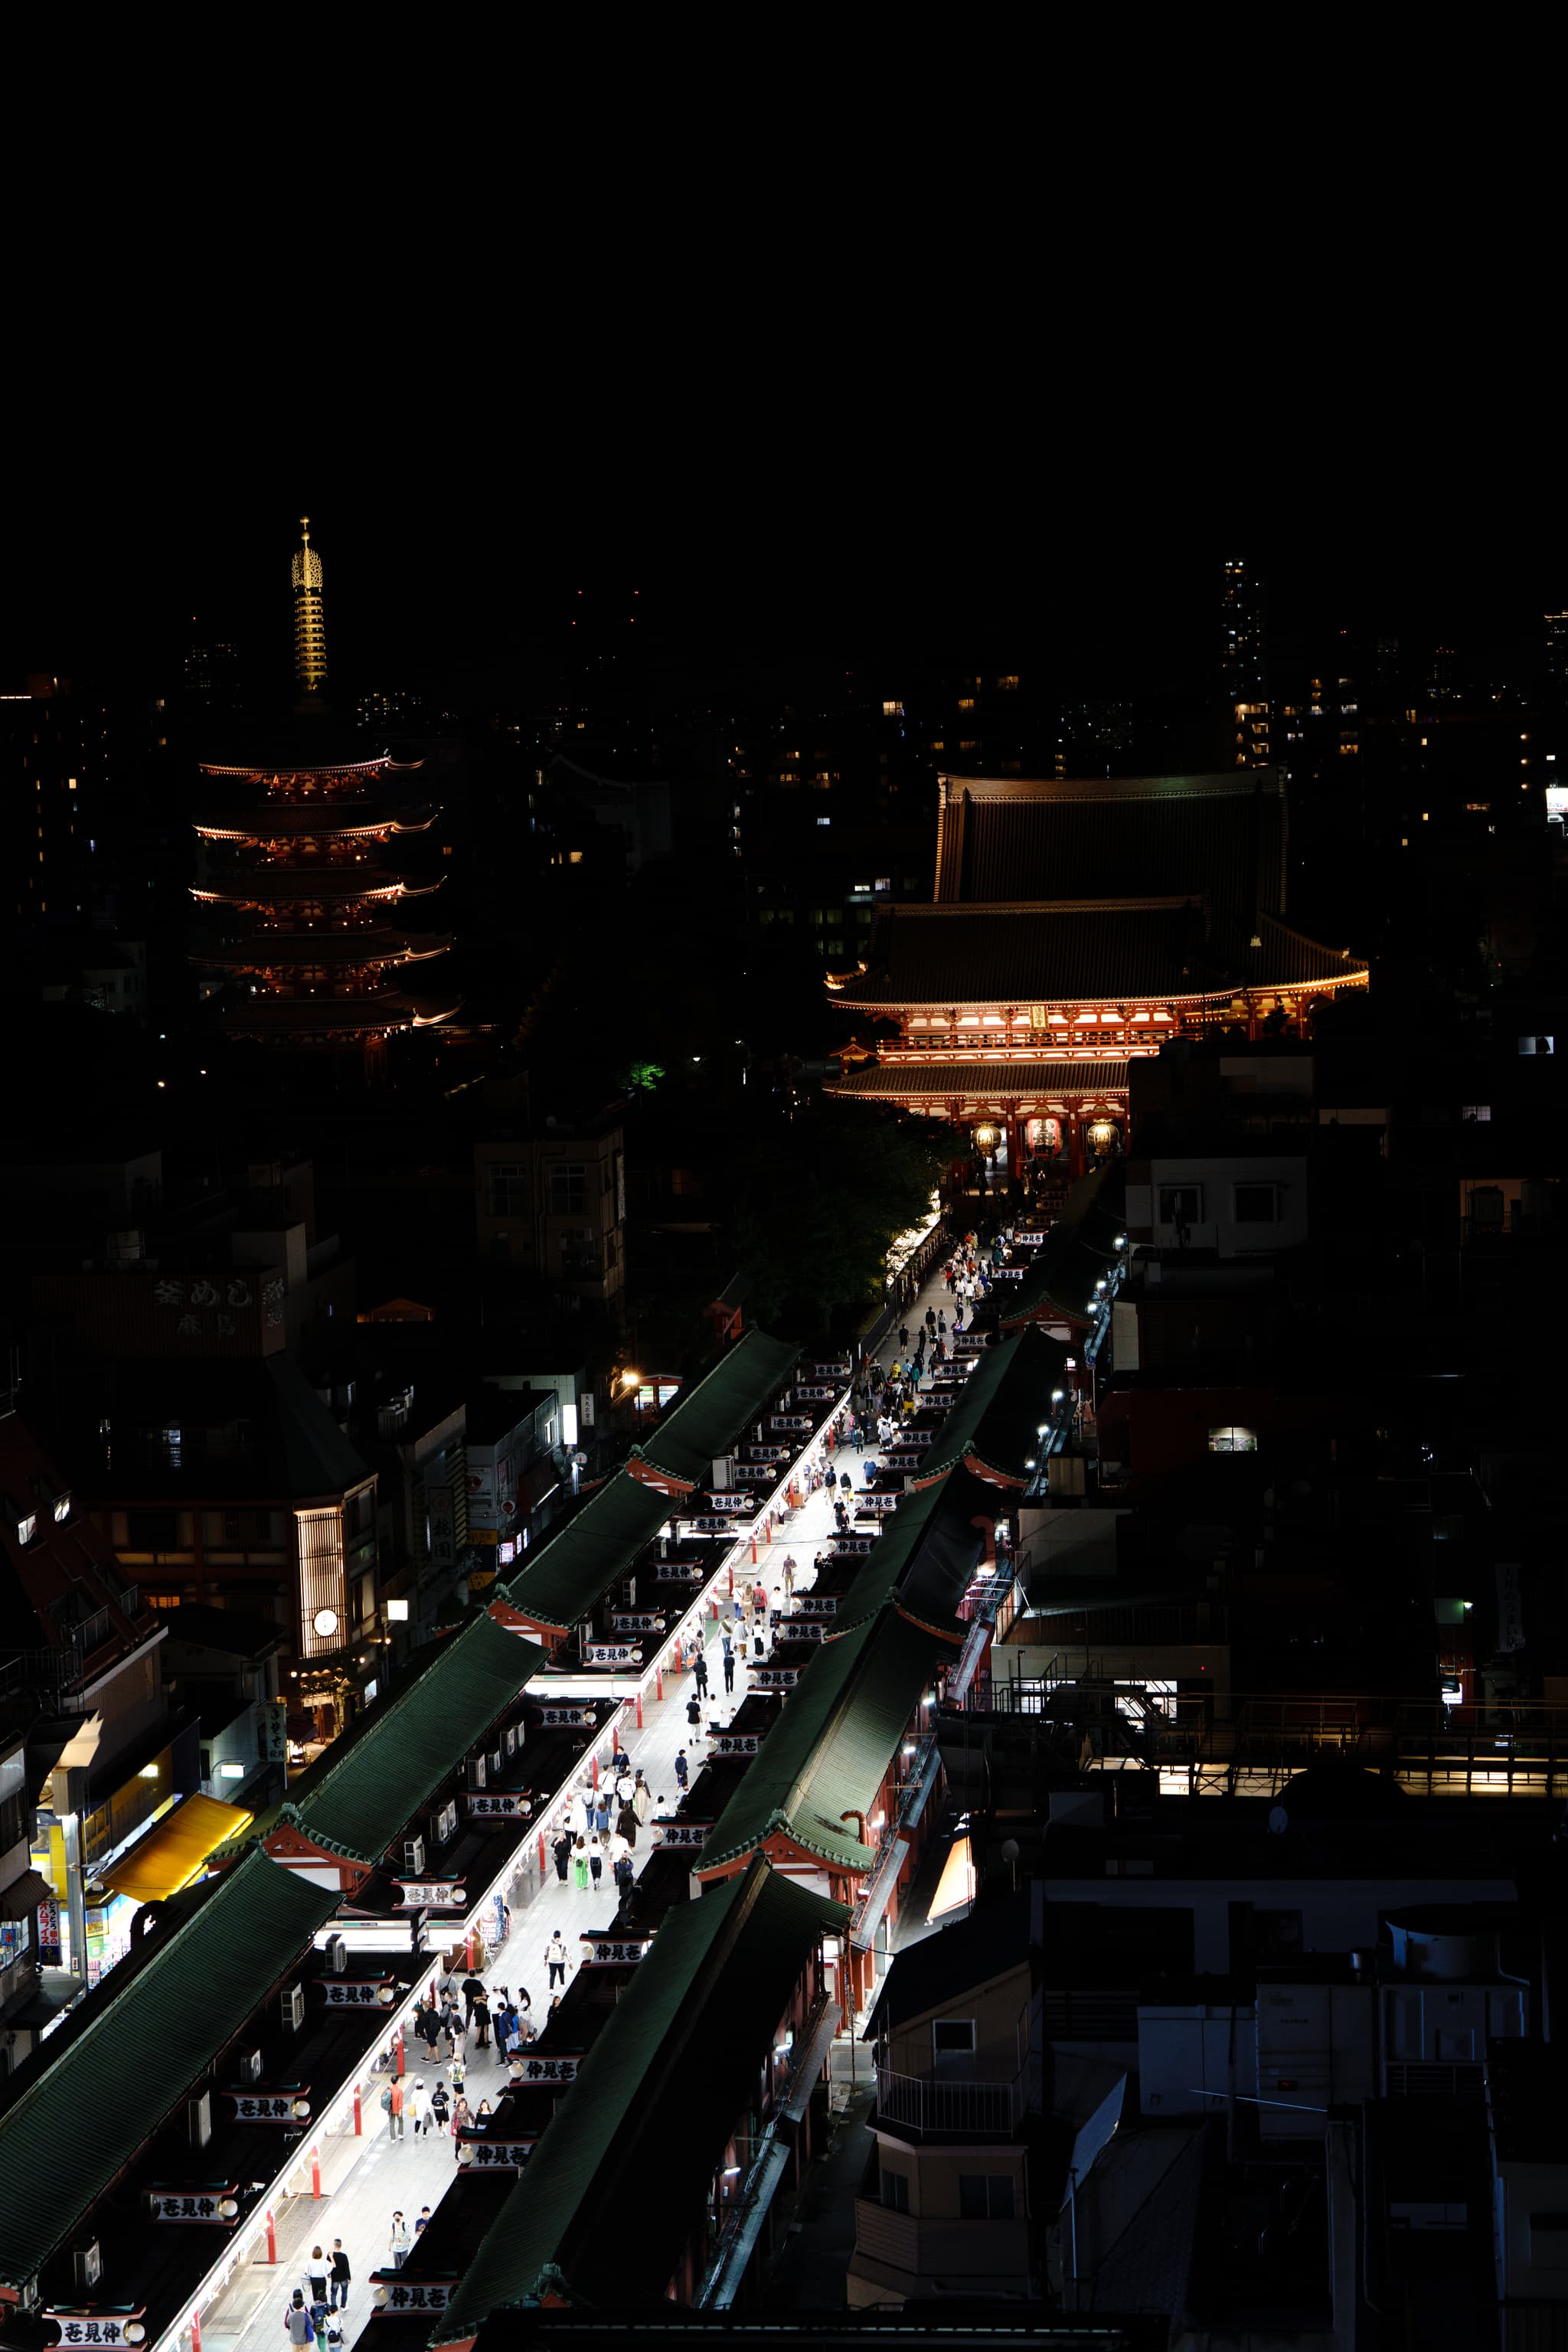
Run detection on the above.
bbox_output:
[353,2082,362,2136]
[591,1753,599,1788]
[266,2208,277,2264]
[312,2144,322,2199]
[394,2025,404,2076]
[191,2311,202,2352]
[635,1688,644,1730]
[537,1829,547,1873]
[750,1531,758,1564]
[655,1664,664,1701]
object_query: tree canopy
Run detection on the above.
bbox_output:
[727,1104,946,1334]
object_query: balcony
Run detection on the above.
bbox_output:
[874,2050,1038,2141]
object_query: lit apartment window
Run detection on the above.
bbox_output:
[1209,1426,1259,1453]
[881,701,903,718]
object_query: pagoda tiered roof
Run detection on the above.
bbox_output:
[217,986,462,1038]
[189,926,452,969]
[194,803,438,841]
[191,871,444,906]
[825,1058,1131,1106]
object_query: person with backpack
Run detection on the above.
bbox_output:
[613,1851,635,1900]
[285,2292,314,2346]
[674,1748,689,1792]
[546,1931,568,1988]
[387,2212,412,2270]
[429,2081,450,2133]
[588,1837,604,1890]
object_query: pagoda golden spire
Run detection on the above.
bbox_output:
[291,514,328,693]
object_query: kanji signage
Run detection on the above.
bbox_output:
[580,1933,650,1965]
[44,2314,146,2346]
[990,1265,1025,1279]
[516,2053,581,2083]
[654,1561,702,1583]
[320,1980,394,2007]
[533,1703,599,1726]
[394,1880,467,1909]
[652,1820,710,1847]
[145,2187,239,2223]
[781,1620,825,1643]
[609,1611,665,1632]
[466,1792,525,1819]
[679,1517,737,1536]
[753,1664,800,1690]
[858,1492,900,1512]
[583,1641,639,1665]
[768,1415,812,1433]
[880,1451,923,1469]
[791,1384,835,1403]
[224,2090,311,2121]
[902,1429,934,1446]
[369,2275,457,2316]
[794,1593,838,1617]
[459,2138,535,2169]
[812,1359,852,1378]
[1011,1231,1046,1246]
[709,1731,761,1756]
[829,1534,877,1555]
[953,1334,984,1354]
[741,1444,788,1463]
[703,1492,758,1515]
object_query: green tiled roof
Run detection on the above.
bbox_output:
[633,1328,803,1488]
[828,1473,967,1638]
[913,1325,1075,1487]
[698,1605,949,1877]
[0,1848,336,2295]
[1001,1160,1127,1328]
[496,1467,675,1637]
[431,1857,844,2335]
[283,1612,544,1865]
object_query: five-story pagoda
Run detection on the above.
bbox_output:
[189,521,459,1055]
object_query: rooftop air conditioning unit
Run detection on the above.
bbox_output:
[73,2244,102,2294]
[188,2091,213,2149]
[283,1984,305,2033]
[324,1933,348,1974]
[403,1835,426,1877]
[240,2049,263,2086]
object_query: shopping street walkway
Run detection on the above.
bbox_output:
[206,1261,982,2352]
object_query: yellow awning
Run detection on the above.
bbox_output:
[106,1794,254,1903]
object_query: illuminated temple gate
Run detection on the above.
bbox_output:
[827,770,1368,1177]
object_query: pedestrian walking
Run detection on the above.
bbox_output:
[589,1838,603,1889]
[686,1691,703,1726]
[462,1975,485,2020]
[546,1931,568,1988]
[387,2214,411,2271]
[286,2295,315,2346]
[451,2096,471,2157]
[430,2082,450,2133]
[472,1994,491,2049]
[449,2050,466,2098]
[613,1851,635,1898]
[407,2079,427,2137]
[329,2244,351,2311]
[632,1772,651,1824]
[722,1639,736,1694]
[552,1829,573,1883]
[593,1791,612,1839]
[675,1747,689,1790]
[897,1322,909,1350]
[573,1838,590,1891]
[694,1647,710,1696]
[304,2249,328,2308]
[413,2207,432,2240]
[579,1782,596,1835]
[383,2075,405,2139]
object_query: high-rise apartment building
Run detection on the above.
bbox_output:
[1547,611,1568,684]
[0,675,107,926]
[1220,557,1267,701]
[292,516,327,693]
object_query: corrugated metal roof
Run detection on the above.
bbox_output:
[430,1858,844,2336]
[0,1848,336,2295]
[698,1605,949,1877]
[634,1329,802,1487]
[281,1612,544,1865]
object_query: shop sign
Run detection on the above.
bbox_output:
[953,1334,984,1354]
[652,1820,710,1847]
[753,1664,800,1690]
[792,1384,835,1403]
[534,1703,599,1726]
[609,1611,665,1632]
[741,1444,788,1462]
[395,1880,467,1909]
[145,2187,238,2223]
[710,1732,761,1757]
[858,1492,900,1513]
[466,1792,525,1819]
[795,1593,838,1616]
[459,2138,535,2169]
[426,1486,457,1573]
[902,1429,933,1446]
[1011,1231,1046,1246]
[880,1452,923,1470]
[515,2053,580,2083]
[224,2091,311,2121]
[320,1980,394,2007]
[812,1360,851,1378]
[768,1416,812,1433]
[583,1641,639,1665]
[654,1561,701,1583]
[369,2276,457,2314]
[704,1491,757,1514]
[679,1516,735,1536]
[829,1535,877,1555]
[44,2315,146,2346]
[579,1934,650,1965]
[990,1266,1024,1280]
[782,1619,825,1643]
